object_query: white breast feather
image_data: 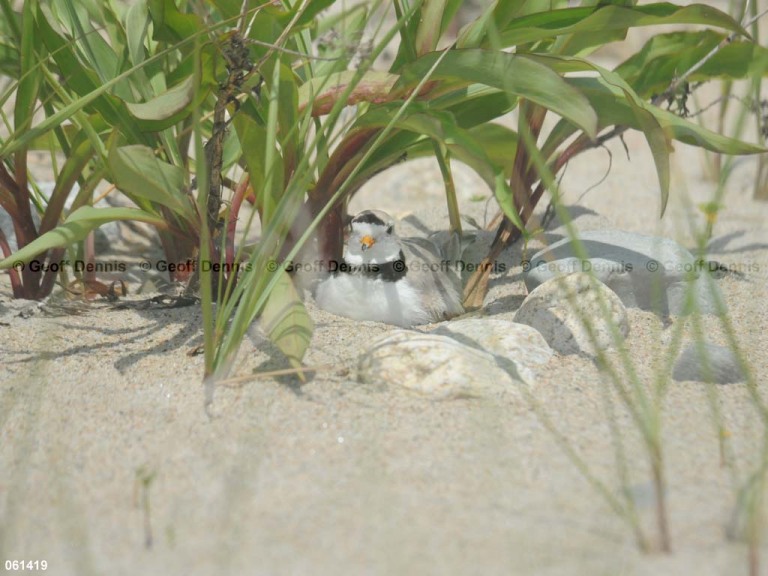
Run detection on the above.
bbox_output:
[315,274,428,327]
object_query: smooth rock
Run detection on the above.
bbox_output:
[523,229,723,316]
[514,272,629,355]
[357,330,526,399]
[673,342,745,384]
[430,318,553,384]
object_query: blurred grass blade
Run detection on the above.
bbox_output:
[259,268,314,375]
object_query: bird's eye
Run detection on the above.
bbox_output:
[386,225,394,234]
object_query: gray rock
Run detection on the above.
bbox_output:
[673,342,745,384]
[357,330,526,399]
[430,318,552,384]
[523,229,724,316]
[514,272,629,356]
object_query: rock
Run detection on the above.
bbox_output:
[673,342,745,384]
[514,272,629,356]
[430,318,552,384]
[357,330,527,399]
[523,229,724,316]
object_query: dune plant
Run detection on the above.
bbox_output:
[0,0,228,299]
[2,0,764,367]
[490,5,768,560]
[1,0,768,564]
[695,0,768,201]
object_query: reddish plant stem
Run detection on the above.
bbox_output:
[39,247,66,297]
[511,103,548,218]
[226,175,249,274]
[2,159,42,297]
[302,78,438,117]
[485,103,548,248]
[0,225,22,297]
[501,132,593,245]
[83,233,96,284]
[310,129,379,264]
[0,164,19,213]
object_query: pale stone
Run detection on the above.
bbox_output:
[673,342,745,384]
[514,272,629,355]
[430,318,552,384]
[357,330,526,399]
[524,229,724,316]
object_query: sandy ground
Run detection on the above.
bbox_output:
[3,55,768,576]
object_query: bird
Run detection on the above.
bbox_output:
[314,210,464,327]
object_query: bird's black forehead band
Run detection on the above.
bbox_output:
[352,211,389,227]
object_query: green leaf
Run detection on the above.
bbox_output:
[468,123,519,178]
[15,1,41,137]
[583,62,673,216]
[34,3,148,146]
[124,75,205,130]
[293,0,336,28]
[390,0,422,69]
[632,106,671,216]
[0,207,166,270]
[39,135,94,235]
[107,144,196,223]
[147,0,203,43]
[0,40,19,77]
[233,113,267,207]
[567,76,765,155]
[396,49,597,138]
[415,0,449,55]
[456,0,497,49]
[125,0,149,69]
[260,269,314,371]
[432,86,516,129]
[209,0,242,20]
[275,62,299,181]
[498,3,749,49]
[354,105,524,229]
[616,31,768,97]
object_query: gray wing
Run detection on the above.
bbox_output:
[401,237,464,320]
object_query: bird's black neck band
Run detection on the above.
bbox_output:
[342,251,407,281]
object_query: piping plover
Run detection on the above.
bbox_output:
[315,210,464,327]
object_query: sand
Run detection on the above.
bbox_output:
[3,77,768,576]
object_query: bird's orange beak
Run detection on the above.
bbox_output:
[360,235,375,251]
